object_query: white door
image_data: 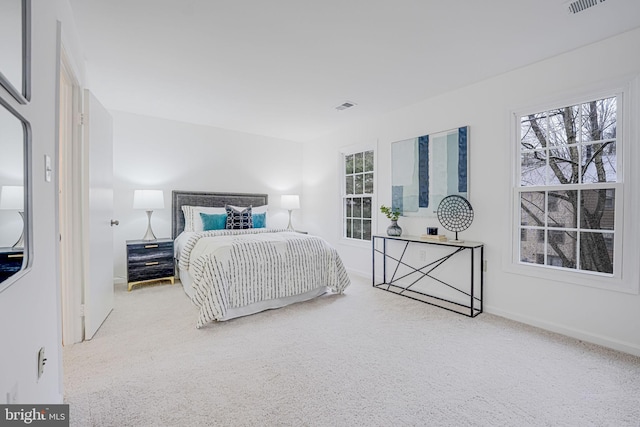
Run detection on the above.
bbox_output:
[82,90,114,339]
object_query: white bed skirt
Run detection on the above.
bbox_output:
[178,266,328,321]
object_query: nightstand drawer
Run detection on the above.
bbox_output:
[127,262,174,283]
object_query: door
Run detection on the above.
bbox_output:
[82,89,114,339]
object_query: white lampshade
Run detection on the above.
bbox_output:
[133,190,165,210]
[0,185,24,211]
[281,194,300,210]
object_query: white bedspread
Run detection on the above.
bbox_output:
[178,229,350,327]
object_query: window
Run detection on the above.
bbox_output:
[516,95,620,276]
[343,150,374,241]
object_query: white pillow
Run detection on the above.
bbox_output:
[182,205,227,232]
[228,205,268,214]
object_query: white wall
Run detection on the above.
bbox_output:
[303,28,640,356]
[0,0,86,404]
[111,110,304,280]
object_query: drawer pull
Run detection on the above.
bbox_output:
[7,254,23,258]
[144,244,159,249]
[145,262,159,266]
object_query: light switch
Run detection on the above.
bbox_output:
[45,155,52,182]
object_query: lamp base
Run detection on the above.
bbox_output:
[142,210,157,241]
[286,210,294,231]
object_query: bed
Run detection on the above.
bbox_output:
[172,191,350,327]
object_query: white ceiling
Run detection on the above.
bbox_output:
[68,0,640,142]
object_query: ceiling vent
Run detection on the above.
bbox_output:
[335,101,357,111]
[565,0,606,14]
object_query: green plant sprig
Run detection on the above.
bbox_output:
[380,205,401,221]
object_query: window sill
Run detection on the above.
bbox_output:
[340,237,372,250]
[503,259,639,295]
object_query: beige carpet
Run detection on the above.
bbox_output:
[63,275,640,427]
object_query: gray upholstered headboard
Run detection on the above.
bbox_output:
[172,191,269,239]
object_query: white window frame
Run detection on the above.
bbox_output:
[507,80,640,294]
[340,146,376,245]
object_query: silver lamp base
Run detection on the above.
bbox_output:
[142,210,157,240]
[286,209,294,231]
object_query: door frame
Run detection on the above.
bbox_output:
[58,45,85,345]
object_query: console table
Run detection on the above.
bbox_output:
[372,234,484,317]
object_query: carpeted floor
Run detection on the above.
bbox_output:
[63,274,640,427]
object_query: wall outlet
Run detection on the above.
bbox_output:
[37,347,46,380]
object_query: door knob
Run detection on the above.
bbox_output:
[110,219,120,226]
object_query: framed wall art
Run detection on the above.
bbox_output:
[391,126,469,217]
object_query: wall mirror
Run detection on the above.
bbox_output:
[0,0,31,104]
[391,126,469,217]
[0,97,30,291]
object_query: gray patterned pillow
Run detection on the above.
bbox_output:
[225,205,253,229]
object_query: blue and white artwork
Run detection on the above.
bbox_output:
[392,126,469,217]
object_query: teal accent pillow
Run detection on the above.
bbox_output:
[253,212,266,228]
[200,212,227,231]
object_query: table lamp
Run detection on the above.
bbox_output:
[281,194,300,231]
[133,189,164,240]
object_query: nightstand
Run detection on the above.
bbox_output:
[126,238,175,291]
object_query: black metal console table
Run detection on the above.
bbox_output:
[372,234,484,317]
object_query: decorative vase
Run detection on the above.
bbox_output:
[386,220,402,236]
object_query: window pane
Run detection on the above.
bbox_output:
[346,219,352,238]
[362,197,372,219]
[345,154,354,174]
[580,232,613,274]
[364,151,374,172]
[547,145,579,185]
[363,220,372,240]
[355,152,364,173]
[580,97,616,143]
[521,192,545,226]
[521,151,546,186]
[521,114,545,150]
[582,142,616,183]
[547,190,577,228]
[581,189,614,230]
[520,229,544,264]
[522,112,549,149]
[355,174,363,194]
[548,106,578,146]
[352,198,362,218]
[345,198,353,217]
[345,176,354,195]
[353,219,362,240]
[547,230,576,269]
[364,172,374,194]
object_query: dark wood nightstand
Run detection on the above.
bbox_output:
[126,238,175,291]
[0,247,24,283]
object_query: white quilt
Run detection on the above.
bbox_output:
[178,229,350,327]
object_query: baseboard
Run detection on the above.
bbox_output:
[113,276,126,286]
[485,304,640,358]
[346,268,370,281]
